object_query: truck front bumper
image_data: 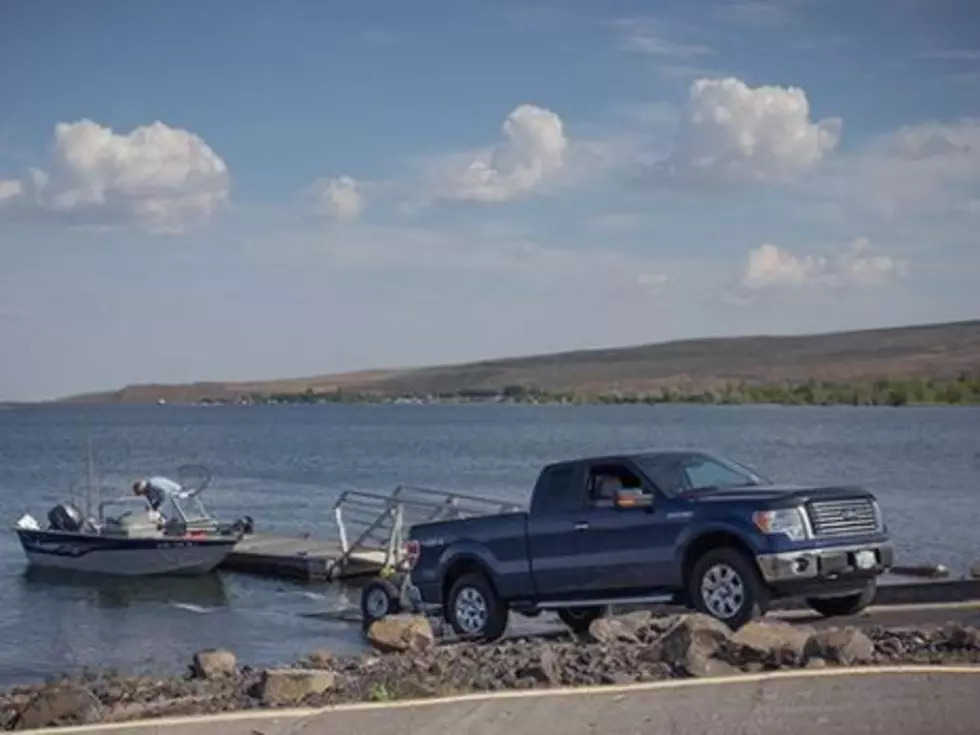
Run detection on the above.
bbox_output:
[755,542,893,593]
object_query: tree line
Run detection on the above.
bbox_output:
[241,374,980,407]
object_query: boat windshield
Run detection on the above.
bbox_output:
[172,494,213,524]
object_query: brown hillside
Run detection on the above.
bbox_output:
[59,319,980,403]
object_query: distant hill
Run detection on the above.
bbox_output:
[58,319,980,404]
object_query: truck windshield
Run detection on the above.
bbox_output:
[635,453,768,496]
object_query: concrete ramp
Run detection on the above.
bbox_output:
[24,666,980,735]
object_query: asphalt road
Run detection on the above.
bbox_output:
[775,601,980,629]
[38,667,980,735]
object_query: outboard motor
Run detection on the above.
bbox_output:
[47,503,85,532]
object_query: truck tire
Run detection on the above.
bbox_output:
[360,578,402,629]
[445,572,509,641]
[557,606,606,635]
[688,546,767,629]
[806,579,877,618]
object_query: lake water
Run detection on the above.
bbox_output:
[0,403,978,685]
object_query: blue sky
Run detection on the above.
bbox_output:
[1,0,978,400]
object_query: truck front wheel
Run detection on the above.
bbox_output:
[445,572,509,641]
[806,580,877,618]
[688,546,767,629]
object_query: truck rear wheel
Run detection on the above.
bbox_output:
[806,579,877,618]
[557,606,606,635]
[445,572,509,641]
[688,546,767,629]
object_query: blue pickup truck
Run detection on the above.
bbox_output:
[402,449,893,639]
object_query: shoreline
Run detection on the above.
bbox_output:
[3,611,979,731]
[10,398,980,409]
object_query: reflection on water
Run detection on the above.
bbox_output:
[18,568,229,610]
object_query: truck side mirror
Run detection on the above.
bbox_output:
[613,488,653,509]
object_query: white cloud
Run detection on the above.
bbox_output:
[255,223,671,300]
[916,49,980,61]
[636,272,669,291]
[0,179,23,202]
[609,17,715,58]
[654,77,841,186]
[711,0,797,28]
[430,104,569,204]
[313,176,365,221]
[740,238,907,291]
[3,119,229,232]
[587,212,647,234]
[819,119,980,219]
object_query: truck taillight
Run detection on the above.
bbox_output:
[403,540,421,568]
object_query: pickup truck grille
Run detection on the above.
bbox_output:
[806,498,880,538]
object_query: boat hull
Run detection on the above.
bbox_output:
[15,529,238,576]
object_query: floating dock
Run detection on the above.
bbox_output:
[220,534,389,581]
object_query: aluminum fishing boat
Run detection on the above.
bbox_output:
[12,473,249,577]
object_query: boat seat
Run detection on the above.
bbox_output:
[103,512,164,538]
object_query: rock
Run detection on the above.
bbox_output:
[658,613,732,664]
[805,657,827,669]
[258,669,336,706]
[103,696,217,723]
[726,620,813,667]
[516,650,561,685]
[302,651,335,669]
[12,686,102,730]
[804,628,875,665]
[390,679,439,699]
[681,649,739,678]
[366,615,435,654]
[190,649,237,679]
[940,624,980,650]
[588,612,652,644]
[600,671,637,685]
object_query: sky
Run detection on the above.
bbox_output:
[1,0,979,401]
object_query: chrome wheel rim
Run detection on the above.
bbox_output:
[364,587,391,619]
[700,563,746,619]
[454,586,488,634]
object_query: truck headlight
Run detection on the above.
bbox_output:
[752,508,808,541]
[872,499,886,532]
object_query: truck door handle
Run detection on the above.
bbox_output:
[574,522,590,531]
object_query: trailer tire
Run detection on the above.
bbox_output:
[361,578,402,629]
[445,572,509,641]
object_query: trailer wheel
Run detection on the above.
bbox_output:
[361,578,402,629]
[445,572,509,641]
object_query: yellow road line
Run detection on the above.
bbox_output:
[25,665,980,734]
